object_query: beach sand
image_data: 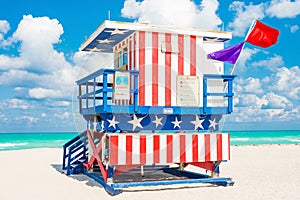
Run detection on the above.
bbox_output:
[0,145,299,200]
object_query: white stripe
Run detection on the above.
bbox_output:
[145,31,152,106]
[135,33,139,70]
[171,34,178,106]
[183,35,190,76]
[185,134,193,163]
[196,37,202,106]
[210,134,217,161]
[132,135,140,164]
[160,135,167,164]
[146,134,153,164]
[157,32,165,106]
[198,134,205,162]
[118,135,126,165]
[172,134,180,163]
[222,134,229,160]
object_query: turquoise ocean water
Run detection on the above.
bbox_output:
[0,130,299,151]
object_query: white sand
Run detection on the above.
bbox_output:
[0,145,299,200]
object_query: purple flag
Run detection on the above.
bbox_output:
[207,42,245,64]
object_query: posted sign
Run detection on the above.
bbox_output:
[114,71,130,100]
[176,75,199,106]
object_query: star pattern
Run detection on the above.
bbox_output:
[97,39,114,44]
[105,29,128,35]
[152,115,163,128]
[86,47,104,52]
[171,117,182,129]
[209,118,218,130]
[127,114,144,131]
[107,116,119,129]
[190,115,205,130]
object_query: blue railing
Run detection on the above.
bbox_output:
[77,69,236,115]
[62,132,88,175]
[77,68,139,114]
[203,74,236,114]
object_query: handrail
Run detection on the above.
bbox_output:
[62,132,88,174]
[77,68,139,114]
[203,74,236,114]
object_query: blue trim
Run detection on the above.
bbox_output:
[83,171,122,196]
[82,167,234,195]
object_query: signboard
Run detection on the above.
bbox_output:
[114,71,130,100]
[176,75,199,106]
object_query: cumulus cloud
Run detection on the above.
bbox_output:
[270,66,300,99]
[54,111,71,120]
[0,20,10,42]
[15,116,38,125]
[0,98,29,110]
[235,77,264,94]
[266,0,300,18]
[228,1,265,36]
[233,47,260,73]
[290,25,299,33]
[121,0,222,30]
[252,54,284,71]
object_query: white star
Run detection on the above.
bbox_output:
[97,39,114,44]
[209,118,218,130]
[107,116,119,129]
[152,115,163,128]
[105,29,128,35]
[190,115,205,130]
[127,114,143,131]
[171,117,182,129]
[86,47,104,52]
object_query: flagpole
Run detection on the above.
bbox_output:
[229,19,256,76]
[223,19,256,91]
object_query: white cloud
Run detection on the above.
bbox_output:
[0,98,29,110]
[0,113,8,121]
[266,0,300,18]
[235,77,264,94]
[234,47,260,72]
[290,25,299,33]
[54,111,70,120]
[228,1,265,36]
[121,0,222,30]
[0,20,10,42]
[28,88,64,99]
[15,116,38,125]
[252,54,284,71]
[261,92,293,110]
[270,66,300,99]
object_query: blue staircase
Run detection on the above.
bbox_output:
[62,132,88,175]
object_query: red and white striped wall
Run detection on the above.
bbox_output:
[108,133,230,166]
[113,31,225,107]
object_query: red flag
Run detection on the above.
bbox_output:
[246,20,280,48]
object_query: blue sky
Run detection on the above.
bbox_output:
[0,0,299,132]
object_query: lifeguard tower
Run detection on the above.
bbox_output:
[62,20,236,195]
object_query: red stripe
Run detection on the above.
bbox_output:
[190,35,196,76]
[152,32,158,106]
[139,31,145,105]
[180,135,186,162]
[129,39,132,70]
[134,33,136,70]
[217,134,222,161]
[153,135,160,163]
[140,135,146,164]
[126,135,133,165]
[166,135,173,163]
[228,134,230,160]
[178,34,184,75]
[109,135,118,164]
[192,134,198,162]
[165,33,172,106]
[204,134,211,161]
